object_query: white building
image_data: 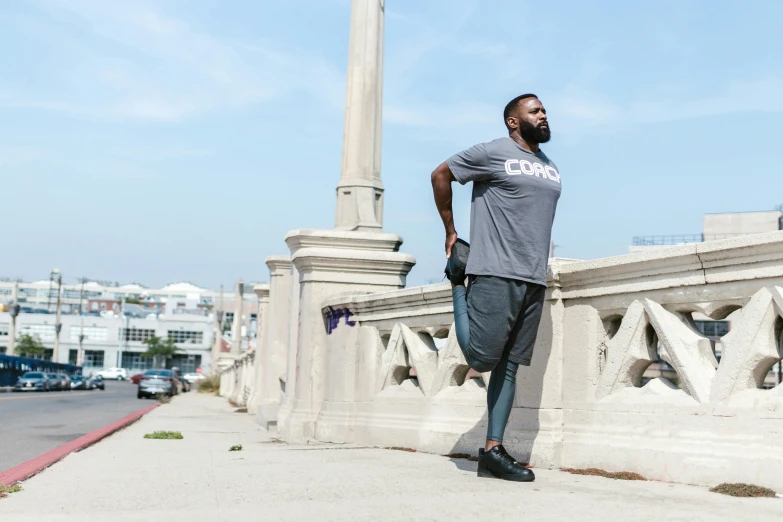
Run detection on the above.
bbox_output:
[0,279,264,375]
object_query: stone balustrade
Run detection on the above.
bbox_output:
[214,231,780,491]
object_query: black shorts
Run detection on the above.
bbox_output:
[466,275,546,366]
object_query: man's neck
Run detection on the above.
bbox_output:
[509,133,539,153]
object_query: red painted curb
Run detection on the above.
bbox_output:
[0,403,160,486]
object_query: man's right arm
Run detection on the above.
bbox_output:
[431,162,458,258]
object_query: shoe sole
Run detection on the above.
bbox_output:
[477,469,535,482]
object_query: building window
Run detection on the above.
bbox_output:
[83,350,104,368]
[68,326,108,342]
[119,328,156,342]
[694,320,730,339]
[68,349,78,365]
[120,353,153,370]
[168,354,202,374]
[167,330,204,344]
[0,323,8,336]
[20,324,56,342]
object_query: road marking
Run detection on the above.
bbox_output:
[0,391,123,401]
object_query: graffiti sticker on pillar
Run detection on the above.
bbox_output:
[325,307,356,334]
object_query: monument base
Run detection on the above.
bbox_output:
[277,228,416,443]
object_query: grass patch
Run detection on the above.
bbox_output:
[235,407,247,413]
[229,444,243,452]
[562,468,646,481]
[386,446,416,453]
[0,483,22,498]
[144,431,183,440]
[710,483,777,498]
[197,374,220,395]
[155,393,171,404]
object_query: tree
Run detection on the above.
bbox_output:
[141,335,181,368]
[16,334,46,358]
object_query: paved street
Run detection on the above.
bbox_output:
[1,393,781,521]
[0,381,148,472]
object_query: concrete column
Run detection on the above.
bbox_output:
[210,285,224,373]
[250,256,293,428]
[278,229,415,442]
[230,280,244,354]
[52,276,62,363]
[7,281,18,356]
[247,283,270,413]
[276,262,301,434]
[334,0,385,231]
[275,0,417,443]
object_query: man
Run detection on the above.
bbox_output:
[430,94,561,481]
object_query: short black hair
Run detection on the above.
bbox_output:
[503,93,538,124]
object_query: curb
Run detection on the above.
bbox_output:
[0,403,160,486]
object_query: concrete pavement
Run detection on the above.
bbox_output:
[0,381,145,471]
[1,393,781,522]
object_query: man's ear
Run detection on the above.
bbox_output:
[506,116,518,130]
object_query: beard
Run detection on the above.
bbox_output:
[518,119,551,144]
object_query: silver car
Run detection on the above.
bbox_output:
[13,372,53,392]
[137,369,182,399]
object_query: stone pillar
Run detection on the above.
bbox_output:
[250,256,293,428]
[278,230,415,442]
[230,280,244,354]
[247,283,270,414]
[334,0,385,231]
[277,0,416,443]
[210,285,224,374]
[276,262,301,434]
[7,281,18,357]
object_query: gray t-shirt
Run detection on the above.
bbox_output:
[447,137,562,286]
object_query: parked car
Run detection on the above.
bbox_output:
[47,373,62,391]
[171,367,190,392]
[130,373,144,385]
[183,373,205,384]
[137,369,183,399]
[57,374,72,391]
[94,367,128,380]
[87,375,105,390]
[70,375,87,390]
[13,372,52,392]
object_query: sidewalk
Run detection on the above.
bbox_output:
[1,393,781,522]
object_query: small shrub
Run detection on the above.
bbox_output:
[562,468,646,481]
[0,483,22,498]
[198,374,221,394]
[235,407,248,413]
[144,431,183,440]
[155,393,171,404]
[229,445,243,452]
[710,483,777,498]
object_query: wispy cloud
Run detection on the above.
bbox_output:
[553,75,783,131]
[0,0,345,122]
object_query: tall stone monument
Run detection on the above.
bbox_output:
[277,0,416,443]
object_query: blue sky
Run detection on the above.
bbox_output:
[1,0,781,288]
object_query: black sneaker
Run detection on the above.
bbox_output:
[444,238,470,285]
[477,445,535,482]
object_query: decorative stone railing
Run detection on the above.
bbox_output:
[306,232,783,491]
[219,350,256,407]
